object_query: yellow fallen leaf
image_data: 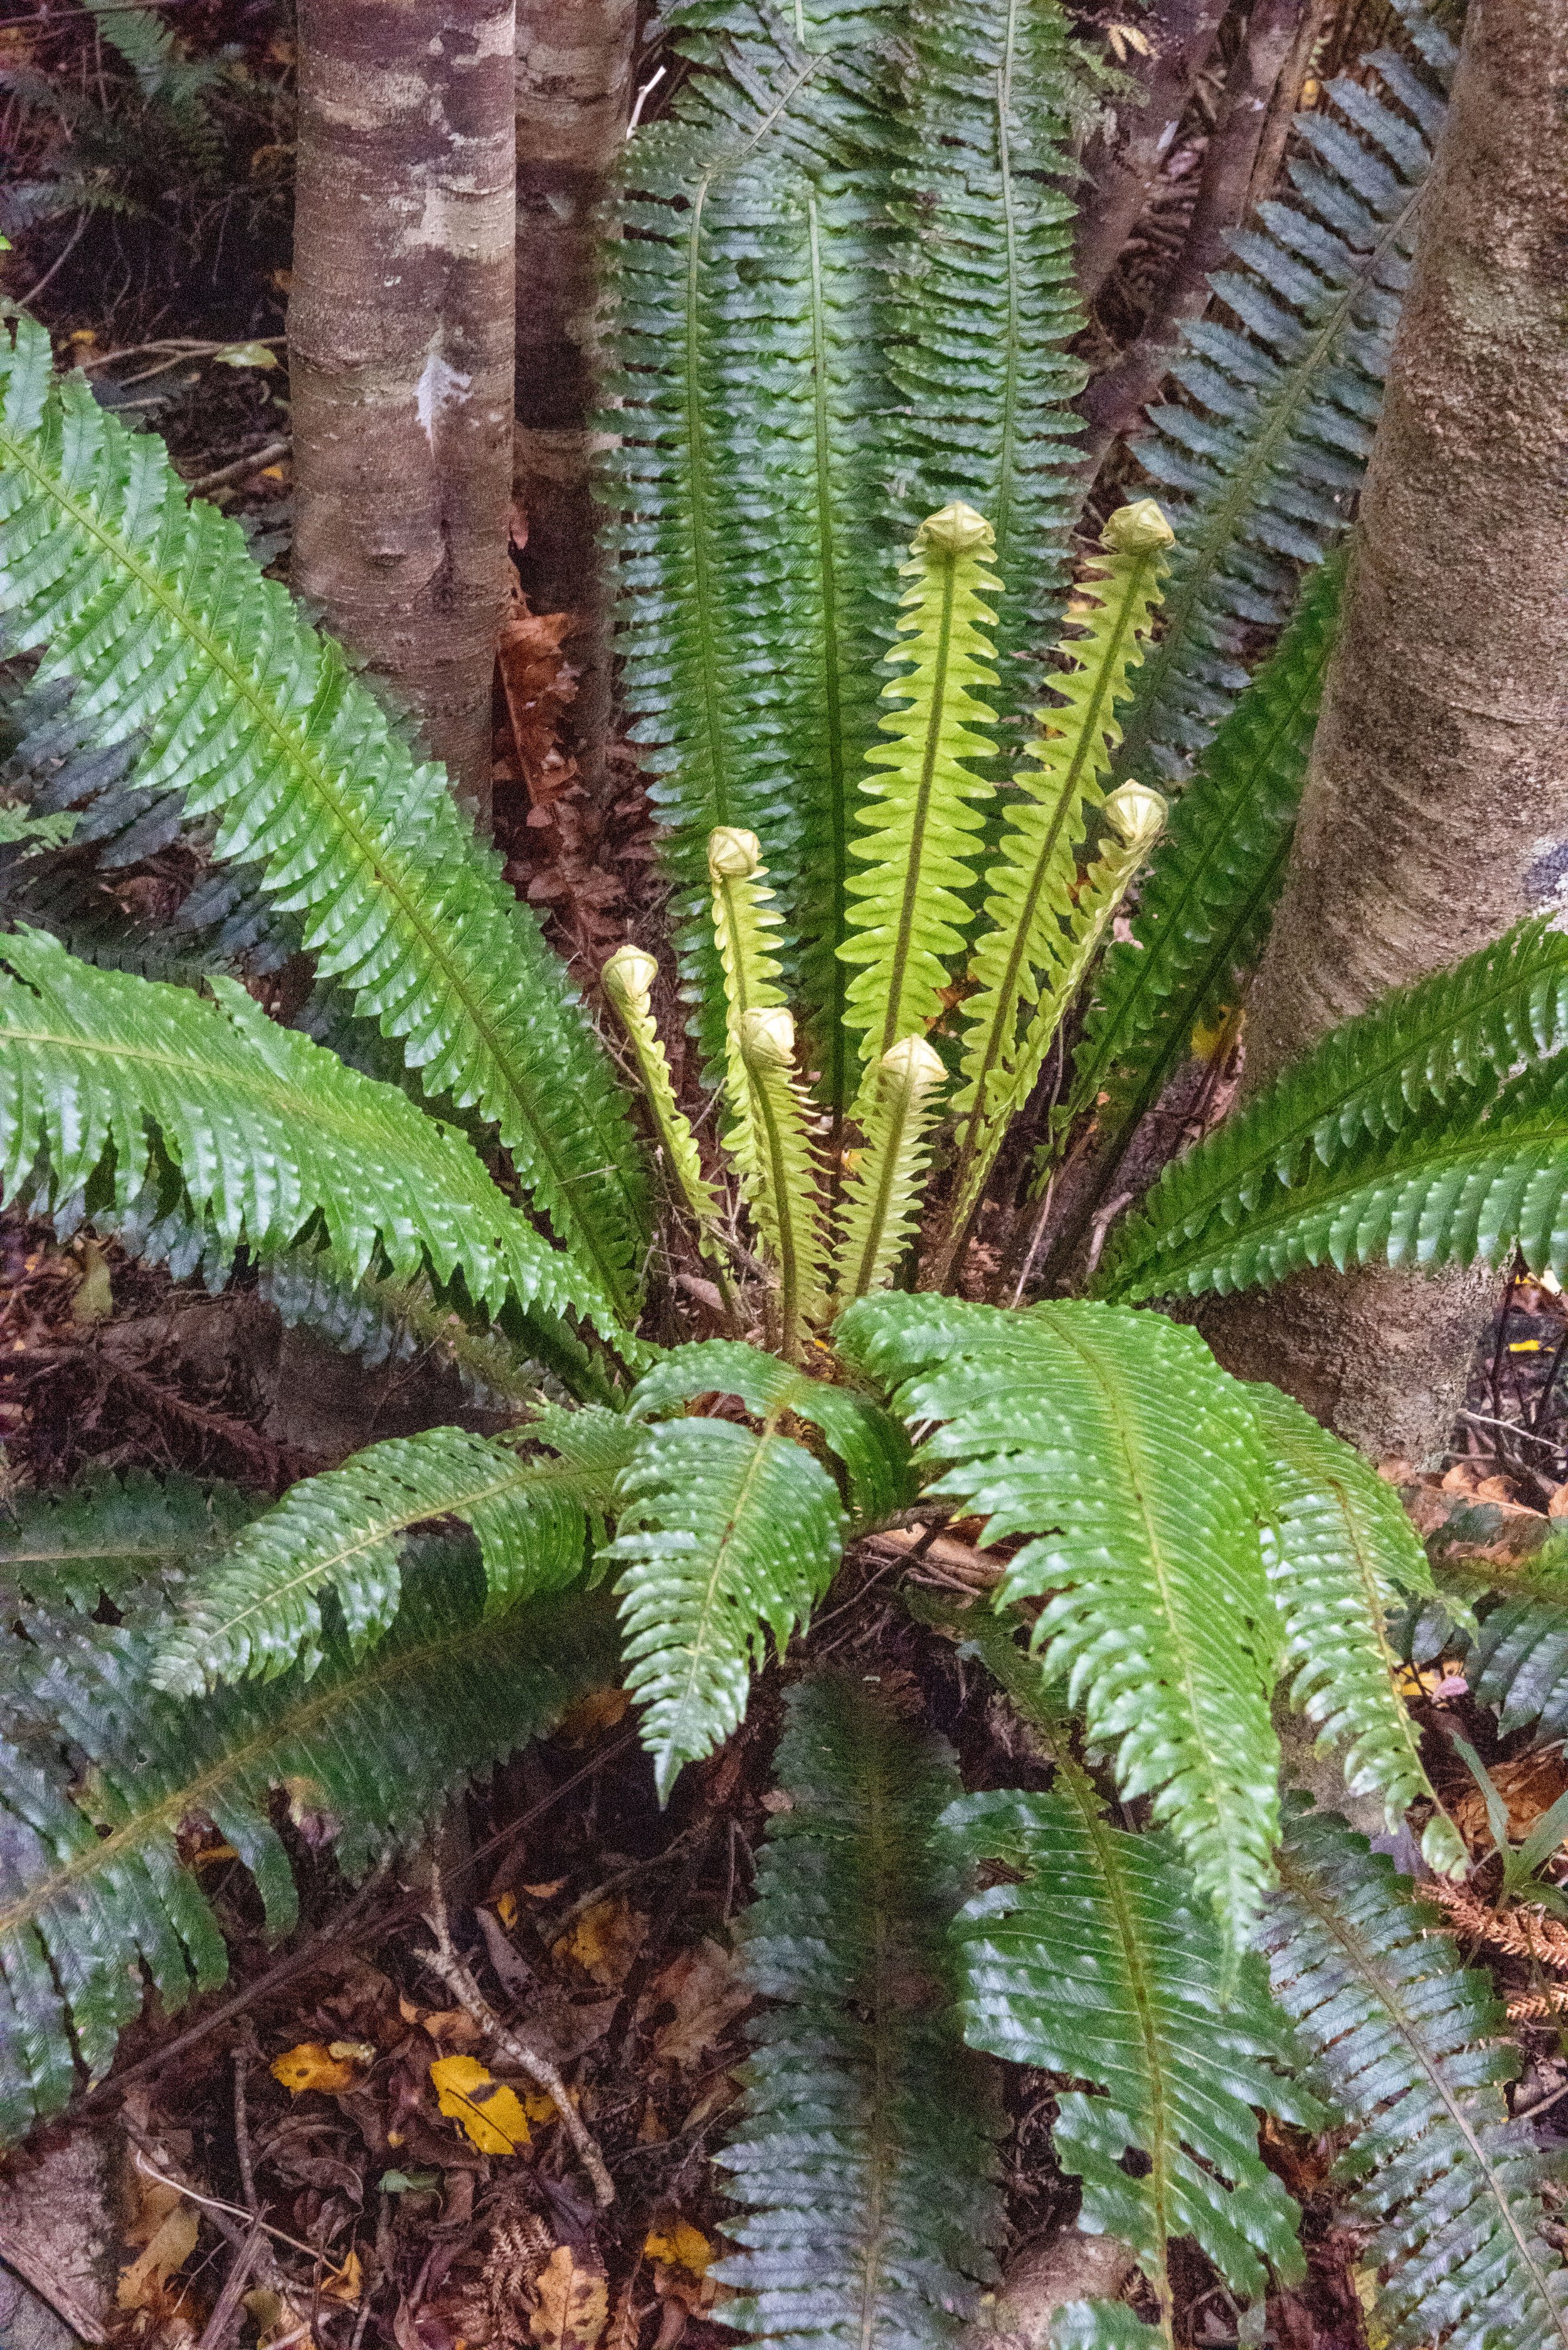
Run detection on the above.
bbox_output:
[272,2041,360,2095]
[430,2053,531,2154]
[644,2222,712,2277]
[529,2244,608,2348]
[117,2201,199,2310]
[554,1895,647,1987]
[1191,1002,1244,1065]
[496,1890,519,1927]
[323,2248,363,2304]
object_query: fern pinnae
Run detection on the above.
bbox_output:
[740,1006,832,1358]
[832,1033,946,1302]
[1251,1385,1463,1873]
[838,502,1002,1093]
[0,321,649,1317]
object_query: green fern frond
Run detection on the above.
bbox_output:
[0,1468,258,1615]
[601,944,731,1263]
[1265,1800,1568,2350]
[1251,1385,1462,1871]
[890,0,1089,742]
[0,1558,617,2145]
[714,1672,1004,2346]
[835,1294,1281,1945]
[0,928,622,1340]
[628,1337,913,1531]
[605,1415,845,1799]
[955,501,1172,1146]
[607,9,901,1077]
[1099,919,1568,1302]
[948,1688,1311,2321]
[708,824,790,1162]
[1113,35,1450,784]
[832,1034,947,1304]
[838,503,1002,1088]
[0,316,649,1317]
[739,1008,833,1355]
[152,1418,623,1694]
[1467,1585,1568,1747]
[1066,556,1343,1180]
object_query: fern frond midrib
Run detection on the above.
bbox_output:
[679,57,827,832]
[0,413,634,1318]
[880,555,964,1060]
[180,1455,581,1659]
[805,186,851,1106]
[1121,179,1426,776]
[989,9,1024,579]
[1276,1846,1568,2344]
[960,553,1160,1155]
[0,1601,521,1948]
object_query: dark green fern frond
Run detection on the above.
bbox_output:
[607,4,901,1078]
[0,317,649,1317]
[0,1560,618,2145]
[627,1337,913,1529]
[1066,556,1343,1177]
[1251,1385,1462,1871]
[0,926,618,1334]
[835,1294,1281,1946]
[1113,33,1451,784]
[0,1468,258,1615]
[1461,1580,1568,1747]
[714,1673,1004,2347]
[1099,920,1568,1302]
[889,0,1088,741]
[1265,1800,1568,2350]
[152,1418,625,1694]
[605,1415,845,1799]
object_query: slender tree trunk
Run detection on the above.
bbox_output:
[1081,0,1308,469]
[1202,0,1568,1464]
[1073,0,1230,308]
[513,0,637,796]
[289,0,516,817]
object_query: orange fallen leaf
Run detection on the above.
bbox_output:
[272,2041,360,2095]
[529,2243,608,2347]
[556,1686,631,1745]
[431,2054,531,2154]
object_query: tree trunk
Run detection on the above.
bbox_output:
[513,0,637,796]
[1202,0,1568,1464]
[289,0,516,817]
[1073,0,1230,308]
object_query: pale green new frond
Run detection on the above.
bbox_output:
[606,1416,845,1799]
[1265,1801,1568,2350]
[0,316,649,1317]
[601,944,729,1255]
[0,1556,616,2144]
[738,1006,832,1357]
[836,1294,1283,1947]
[628,1337,913,1531]
[0,927,617,1334]
[838,504,1001,1085]
[714,1674,1004,2348]
[153,1423,615,1693]
[954,501,1172,1139]
[708,824,790,1171]
[1251,1385,1463,1873]
[833,1034,946,1304]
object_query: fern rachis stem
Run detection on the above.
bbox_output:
[879,551,960,1062]
[746,1055,803,1358]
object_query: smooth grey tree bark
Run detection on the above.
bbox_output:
[289,0,516,816]
[1202,0,1568,1463]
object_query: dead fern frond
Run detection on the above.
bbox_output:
[1428,1876,1568,1969]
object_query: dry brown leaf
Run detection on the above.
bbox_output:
[1448,1748,1568,1854]
[642,1939,752,2070]
[272,2040,361,2095]
[529,2244,608,2349]
[431,2055,532,2155]
[554,1896,647,1987]
[117,2196,198,2312]
[556,1686,631,1746]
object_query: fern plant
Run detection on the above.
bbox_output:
[3,0,1565,2335]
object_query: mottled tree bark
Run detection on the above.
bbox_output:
[1082,0,1308,468]
[290,0,516,815]
[1074,0,1230,307]
[1202,0,1568,1464]
[514,0,637,794]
